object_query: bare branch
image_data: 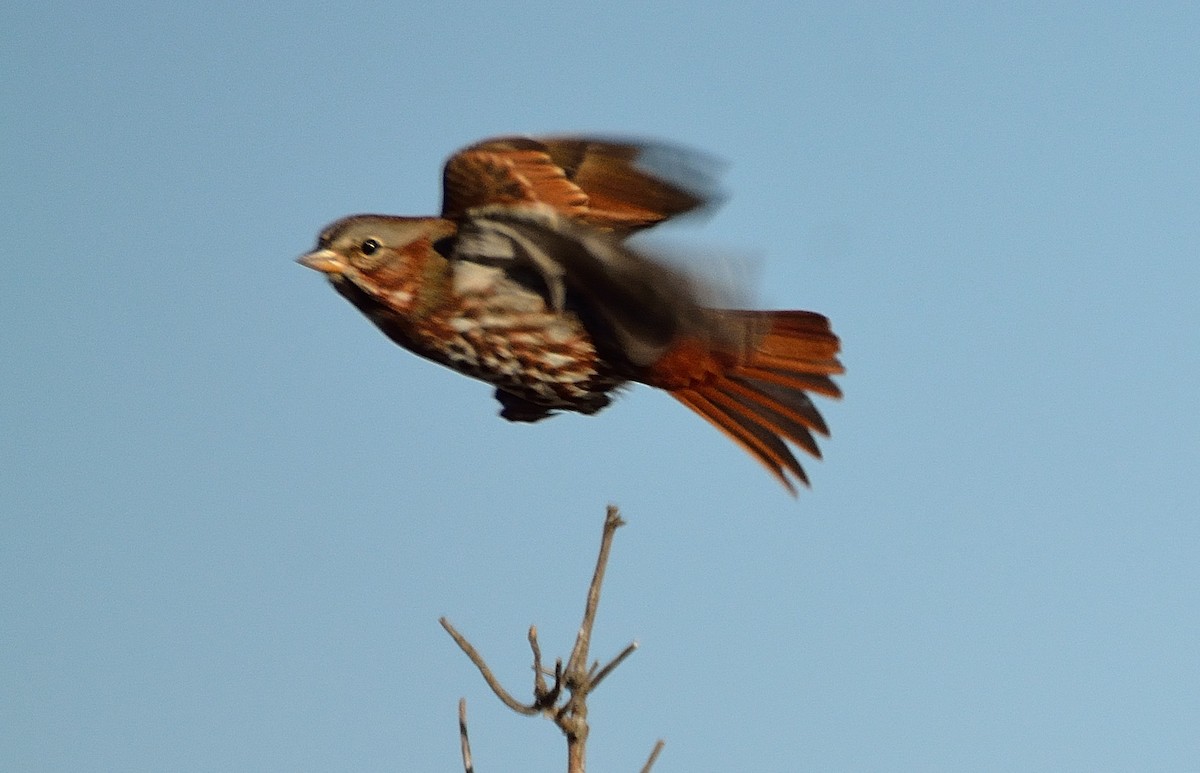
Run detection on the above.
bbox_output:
[457,698,474,773]
[566,505,626,677]
[529,626,546,693]
[442,505,645,772]
[590,641,639,691]
[439,617,538,716]
[640,740,666,773]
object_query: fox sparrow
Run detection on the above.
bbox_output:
[298,136,842,493]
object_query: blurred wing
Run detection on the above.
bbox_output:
[441,136,720,234]
[454,204,742,367]
[452,203,841,495]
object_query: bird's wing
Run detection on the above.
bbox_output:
[453,204,842,495]
[453,204,739,367]
[441,136,720,234]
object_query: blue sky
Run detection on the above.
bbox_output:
[4,2,1198,770]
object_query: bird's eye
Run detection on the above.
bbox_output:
[360,238,381,255]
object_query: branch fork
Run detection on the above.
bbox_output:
[442,505,662,772]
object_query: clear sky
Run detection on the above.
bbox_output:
[4,2,1198,770]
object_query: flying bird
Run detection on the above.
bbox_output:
[298,136,842,493]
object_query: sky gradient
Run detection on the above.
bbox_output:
[4,2,1199,770]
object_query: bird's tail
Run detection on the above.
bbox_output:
[666,310,843,494]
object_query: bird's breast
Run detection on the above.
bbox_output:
[411,263,625,408]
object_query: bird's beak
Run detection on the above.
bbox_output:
[296,248,345,275]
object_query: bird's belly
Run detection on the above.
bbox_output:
[416,309,624,409]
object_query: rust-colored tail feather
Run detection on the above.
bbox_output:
[670,310,842,495]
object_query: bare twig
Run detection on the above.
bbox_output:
[442,505,640,772]
[458,698,474,773]
[440,617,538,716]
[529,626,547,696]
[590,641,639,690]
[566,505,626,678]
[639,739,666,773]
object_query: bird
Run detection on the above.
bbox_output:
[298,136,842,494]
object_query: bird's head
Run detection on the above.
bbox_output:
[298,215,456,316]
